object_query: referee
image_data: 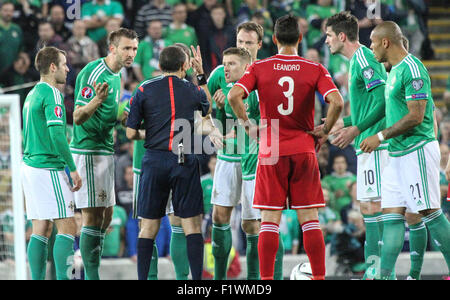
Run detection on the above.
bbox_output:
[126,45,212,280]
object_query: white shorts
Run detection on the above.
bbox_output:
[211,159,242,207]
[381,141,441,213]
[132,172,173,219]
[73,154,115,209]
[357,149,389,202]
[241,179,261,220]
[22,163,75,220]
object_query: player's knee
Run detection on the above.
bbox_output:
[212,205,232,224]
[241,219,260,235]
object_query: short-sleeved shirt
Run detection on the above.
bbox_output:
[133,37,171,80]
[0,22,23,73]
[81,0,124,42]
[23,82,68,170]
[70,58,122,155]
[163,23,198,48]
[223,84,260,180]
[385,54,435,156]
[126,75,210,152]
[207,65,241,162]
[236,54,338,158]
[348,45,388,154]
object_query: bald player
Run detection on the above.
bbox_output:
[360,21,450,280]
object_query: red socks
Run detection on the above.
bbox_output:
[302,220,326,280]
[258,222,280,280]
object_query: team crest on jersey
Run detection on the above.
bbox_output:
[412,79,423,91]
[81,86,93,99]
[54,106,63,118]
[363,67,374,80]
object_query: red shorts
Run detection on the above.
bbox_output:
[253,153,325,210]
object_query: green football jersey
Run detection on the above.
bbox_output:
[200,173,213,214]
[207,65,241,162]
[81,1,124,42]
[70,58,121,155]
[23,82,68,170]
[223,86,260,180]
[348,46,388,155]
[385,54,435,156]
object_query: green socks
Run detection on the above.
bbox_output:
[246,234,259,280]
[170,225,190,280]
[362,213,382,279]
[274,235,284,280]
[212,223,232,280]
[80,226,102,280]
[28,234,48,280]
[423,210,450,273]
[380,214,405,280]
[147,243,159,280]
[53,234,75,280]
[408,222,427,280]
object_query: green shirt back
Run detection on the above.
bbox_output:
[385,54,435,156]
[23,82,68,170]
[348,46,388,154]
[70,58,121,155]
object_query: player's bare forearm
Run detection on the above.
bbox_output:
[381,100,426,140]
[323,91,344,134]
[126,127,144,140]
[73,99,103,125]
[228,85,248,123]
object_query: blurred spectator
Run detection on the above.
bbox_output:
[102,205,128,258]
[236,0,272,31]
[279,209,300,254]
[304,48,324,125]
[49,4,72,42]
[322,154,357,214]
[0,2,24,81]
[349,0,384,48]
[97,17,121,57]
[251,11,276,59]
[297,17,309,57]
[155,215,171,258]
[268,0,306,21]
[208,3,235,71]
[317,141,330,178]
[163,3,198,47]
[0,51,35,104]
[34,20,69,59]
[132,20,170,82]
[66,20,100,76]
[444,76,450,112]
[305,0,337,47]
[187,0,217,74]
[440,118,450,147]
[115,162,134,215]
[201,155,216,216]
[319,187,343,244]
[81,0,124,43]
[115,144,133,193]
[49,0,88,25]
[134,0,173,39]
[340,180,360,224]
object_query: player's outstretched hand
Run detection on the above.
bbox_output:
[93,81,109,102]
[209,127,224,149]
[70,170,82,192]
[359,134,380,153]
[331,126,360,149]
[190,45,204,75]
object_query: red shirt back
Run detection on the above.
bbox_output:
[236,54,338,157]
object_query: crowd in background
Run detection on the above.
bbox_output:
[0,0,449,277]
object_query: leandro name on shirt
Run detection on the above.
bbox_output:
[273,63,300,71]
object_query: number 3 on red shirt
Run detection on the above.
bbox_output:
[277,76,294,115]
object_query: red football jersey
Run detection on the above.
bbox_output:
[236,54,338,157]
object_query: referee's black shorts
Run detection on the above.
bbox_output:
[137,149,204,219]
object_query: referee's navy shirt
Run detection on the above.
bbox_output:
[126,75,210,151]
